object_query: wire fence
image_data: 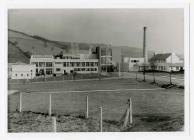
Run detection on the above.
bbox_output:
[8,91,129,121]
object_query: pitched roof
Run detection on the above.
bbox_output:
[150,53,171,61]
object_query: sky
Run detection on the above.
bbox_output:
[8,9,184,55]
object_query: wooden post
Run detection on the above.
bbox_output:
[100,107,103,132]
[52,117,57,132]
[123,108,130,128]
[86,96,89,119]
[129,98,133,124]
[19,92,23,112]
[122,98,133,128]
[119,62,121,79]
[49,93,52,116]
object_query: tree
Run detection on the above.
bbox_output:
[150,53,156,83]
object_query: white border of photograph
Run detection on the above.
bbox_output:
[0,0,192,140]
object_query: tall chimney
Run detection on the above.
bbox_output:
[143,26,148,64]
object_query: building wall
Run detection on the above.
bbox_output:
[53,59,98,74]
[128,57,144,71]
[10,64,36,79]
[30,55,99,75]
[166,53,183,64]
[154,53,184,72]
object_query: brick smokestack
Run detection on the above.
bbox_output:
[143,26,148,64]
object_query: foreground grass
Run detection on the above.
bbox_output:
[8,79,184,132]
[8,111,184,132]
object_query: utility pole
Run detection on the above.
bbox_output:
[153,52,156,83]
[169,53,172,85]
[98,47,101,80]
[143,26,147,82]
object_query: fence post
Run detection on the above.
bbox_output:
[122,98,133,128]
[100,107,103,132]
[129,98,133,124]
[19,92,23,112]
[86,96,89,119]
[52,117,57,132]
[49,93,52,116]
[123,108,130,128]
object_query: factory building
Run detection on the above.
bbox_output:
[30,54,99,76]
[149,52,184,72]
[8,62,36,79]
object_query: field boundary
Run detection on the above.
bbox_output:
[8,88,164,95]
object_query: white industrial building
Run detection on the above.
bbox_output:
[127,57,144,71]
[8,62,36,79]
[30,54,99,75]
[150,52,184,72]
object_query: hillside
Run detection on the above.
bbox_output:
[8,29,154,63]
[8,41,29,63]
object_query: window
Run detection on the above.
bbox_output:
[46,62,52,67]
[21,74,23,77]
[101,48,106,56]
[15,74,17,76]
[46,68,53,75]
[32,62,38,67]
[101,57,106,64]
[90,62,94,66]
[27,74,29,77]
[71,62,75,67]
[82,62,85,67]
[66,62,69,67]
[39,62,45,67]
[77,62,80,67]
[55,62,62,65]
[36,69,38,74]
[63,62,66,67]
[86,62,89,67]
[56,68,61,71]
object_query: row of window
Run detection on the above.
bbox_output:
[36,68,53,75]
[101,57,112,65]
[56,62,98,67]
[15,73,33,77]
[158,66,166,71]
[32,62,53,67]
[56,68,97,72]
[170,66,181,70]
[74,68,97,72]
[32,61,99,67]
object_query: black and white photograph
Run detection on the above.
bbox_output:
[7,8,185,132]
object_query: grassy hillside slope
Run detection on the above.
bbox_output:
[8,29,155,63]
[8,41,29,63]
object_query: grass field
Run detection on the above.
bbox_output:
[8,78,184,131]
